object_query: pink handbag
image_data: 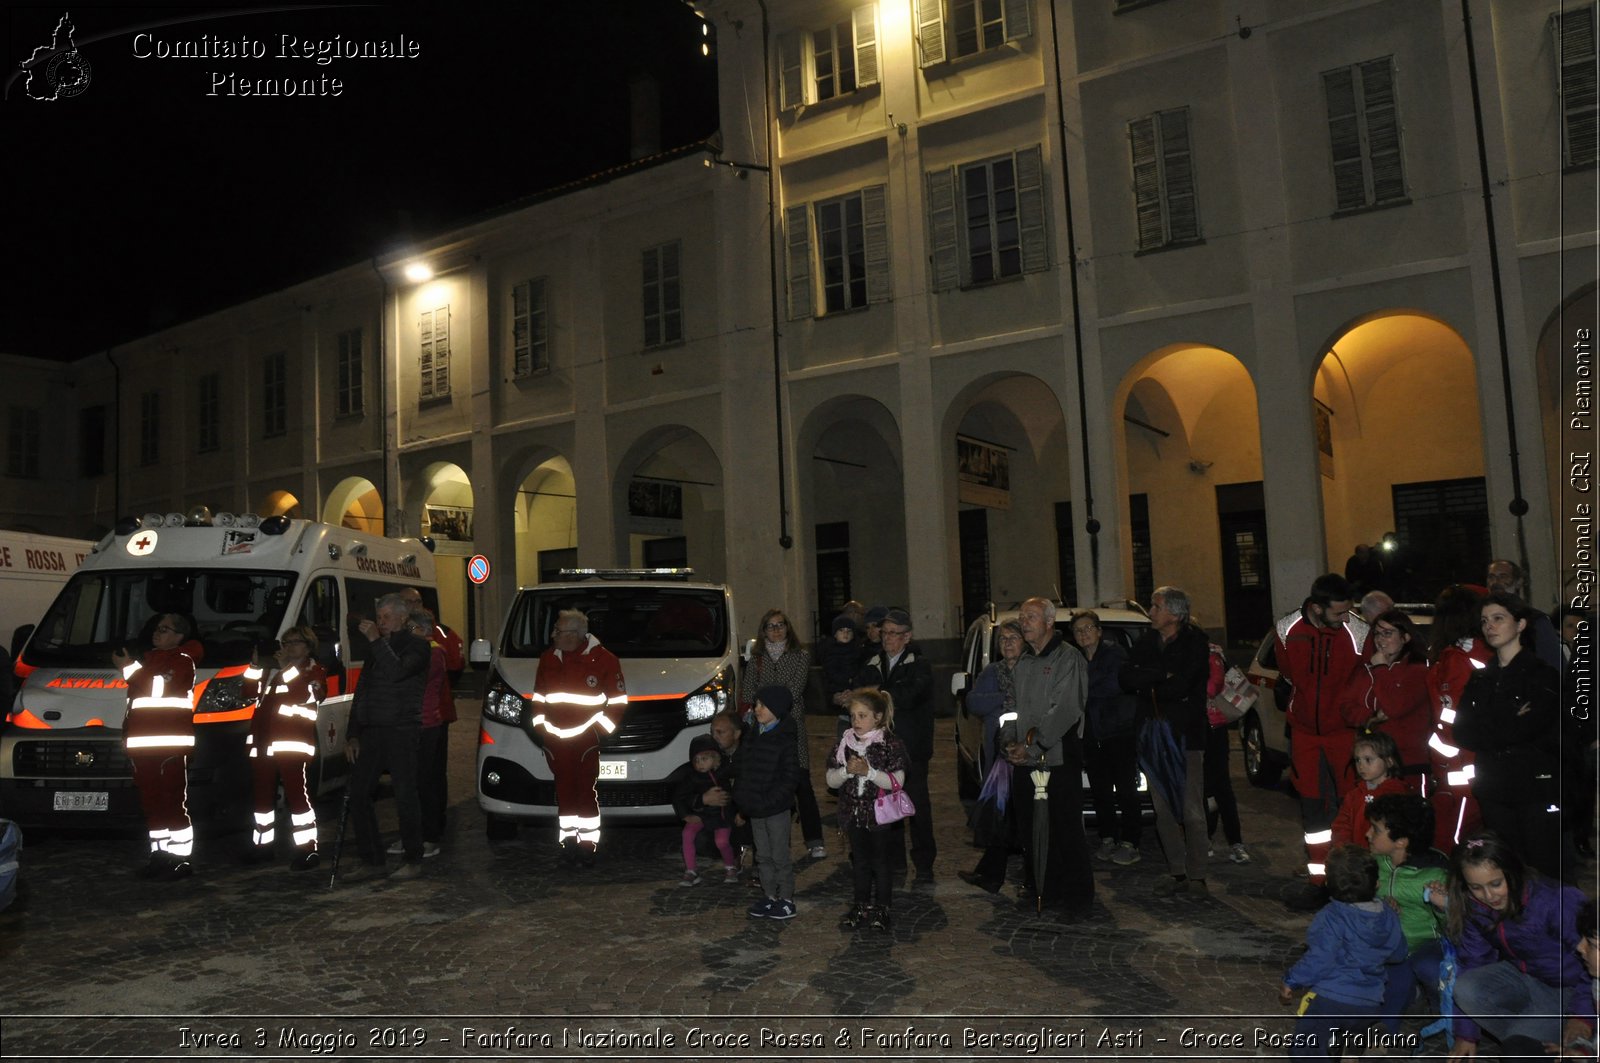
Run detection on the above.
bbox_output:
[873,772,916,825]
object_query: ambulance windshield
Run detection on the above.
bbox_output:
[26,568,298,668]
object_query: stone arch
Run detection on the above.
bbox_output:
[260,490,301,519]
[610,425,726,581]
[322,476,383,534]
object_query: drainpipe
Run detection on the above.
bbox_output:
[1460,0,1530,576]
[1047,0,1099,598]
[370,257,392,535]
[754,0,792,550]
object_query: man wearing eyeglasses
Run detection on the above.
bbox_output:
[860,609,936,881]
[113,614,198,880]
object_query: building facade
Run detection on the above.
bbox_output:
[3,0,1593,653]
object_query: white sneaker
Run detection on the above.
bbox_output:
[386,840,404,856]
[809,844,827,859]
[1229,843,1250,864]
[388,840,440,858]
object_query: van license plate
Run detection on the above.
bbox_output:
[597,761,627,780]
[54,791,109,812]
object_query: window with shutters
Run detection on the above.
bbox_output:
[778,6,879,112]
[419,306,451,401]
[642,242,682,348]
[1129,108,1201,252]
[262,351,287,437]
[1322,57,1409,214]
[139,391,160,467]
[336,328,363,416]
[6,406,40,479]
[786,186,891,318]
[512,278,549,377]
[196,373,220,453]
[926,146,1048,290]
[915,0,1031,67]
[1553,6,1598,169]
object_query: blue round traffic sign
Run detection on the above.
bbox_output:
[467,554,491,584]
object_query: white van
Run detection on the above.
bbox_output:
[4,512,437,829]
[0,531,93,658]
[476,569,738,836]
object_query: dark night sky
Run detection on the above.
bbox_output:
[2,2,720,360]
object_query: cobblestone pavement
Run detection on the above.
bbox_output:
[0,704,1513,1060]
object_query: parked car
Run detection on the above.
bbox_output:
[1238,604,1434,789]
[948,601,1155,824]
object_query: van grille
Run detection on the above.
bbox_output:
[598,699,685,754]
[14,739,133,778]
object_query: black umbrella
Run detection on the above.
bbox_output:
[1136,714,1186,821]
[1028,766,1051,913]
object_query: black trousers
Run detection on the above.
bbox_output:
[888,755,936,872]
[417,723,449,844]
[349,724,423,865]
[847,823,896,907]
[1084,730,1142,846]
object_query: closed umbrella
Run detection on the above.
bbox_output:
[1028,767,1051,913]
[1136,713,1186,822]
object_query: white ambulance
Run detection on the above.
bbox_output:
[4,511,437,830]
[0,531,93,658]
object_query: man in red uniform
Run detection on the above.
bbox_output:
[113,613,198,880]
[241,625,325,871]
[1274,573,1369,897]
[530,609,627,865]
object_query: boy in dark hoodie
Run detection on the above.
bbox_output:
[673,733,740,887]
[734,685,801,920]
[1280,843,1407,1058]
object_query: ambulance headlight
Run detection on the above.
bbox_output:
[197,676,247,712]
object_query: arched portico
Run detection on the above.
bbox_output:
[322,476,383,534]
[610,426,726,581]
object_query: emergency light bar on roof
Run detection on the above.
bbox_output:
[557,568,695,581]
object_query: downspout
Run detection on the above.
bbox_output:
[1047,0,1099,598]
[1460,0,1530,575]
[755,0,792,550]
[106,347,120,519]
[370,257,392,535]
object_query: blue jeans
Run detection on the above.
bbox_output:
[1453,960,1566,1046]
[1380,941,1443,1031]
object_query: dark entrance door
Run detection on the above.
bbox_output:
[958,507,991,631]
[814,521,851,643]
[1216,481,1272,646]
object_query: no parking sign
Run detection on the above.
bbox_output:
[467,554,491,584]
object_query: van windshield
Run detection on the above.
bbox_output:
[25,568,298,669]
[502,587,727,659]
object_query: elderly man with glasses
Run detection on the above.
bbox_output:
[113,613,199,880]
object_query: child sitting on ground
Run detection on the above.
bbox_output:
[825,687,908,931]
[672,734,739,886]
[733,686,801,920]
[1332,730,1412,847]
[1366,793,1448,1030]
[1280,843,1407,1059]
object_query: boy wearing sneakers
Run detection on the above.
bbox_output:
[734,686,801,920]
[672,734,740,886]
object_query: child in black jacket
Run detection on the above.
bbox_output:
[673,734,739,886]
[734,685,802,920]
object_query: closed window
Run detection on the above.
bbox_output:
[1129,107,1201,251]
[785,186,891,319]
[642,242,682,348]
[196,372,220,453]
[6,406,40,479]
[926,145,1048,291]
[1322,57,1408,212]
[419,306,451,400]
[915,0,1031,66]
[336,328,363,416]
[1553,5,1598,169]
[139,391,160,467]
[512,278,549,377]
[262,351,287,437]
[778,6,878,111]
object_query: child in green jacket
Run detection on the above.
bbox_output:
[1368,793,1447,1031]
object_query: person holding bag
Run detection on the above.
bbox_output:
[1203,642,1249,864]
[825,687,908,931]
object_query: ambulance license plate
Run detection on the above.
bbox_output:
[54,791,109,812]
[597,760,627,779]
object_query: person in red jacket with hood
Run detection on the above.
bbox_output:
[1340,610,1431,775]
[1275,573,1369,895]
[113,613,197,880]
[530,609,627,865]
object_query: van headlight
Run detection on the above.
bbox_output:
[483,678,530,725]
[684,671,729,723]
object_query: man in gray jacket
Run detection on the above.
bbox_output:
[998,596,1092,912]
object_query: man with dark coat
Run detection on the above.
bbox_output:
[342,592,431,882]
[859,608,936,880]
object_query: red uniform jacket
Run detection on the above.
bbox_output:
[122,647,196,752]
[1275,610,1369,738]
[1426,639,1492,779]
[242,661,325,759]
[1340,658,1432,769]
[1331,774,1413,847]
[530,635,627,742]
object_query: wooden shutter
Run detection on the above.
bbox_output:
[854,5,879,88]
[419,308,436,399]
[1003,0,1032,42]
[1360,58,1405,203]
[1014,145,1048,273]
[419,306,450,399]
[785,204,813,320]
[512,280,532,377]
[1322,66,1368,211]
[1160,109,1199,243]
[1555,6,1599,167]
[778,31,805,111]
[862,184,891,303]
[916,0,945,67]
[926,166,960,291]
[661,242,682,343]
[1129,116,1164,250]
